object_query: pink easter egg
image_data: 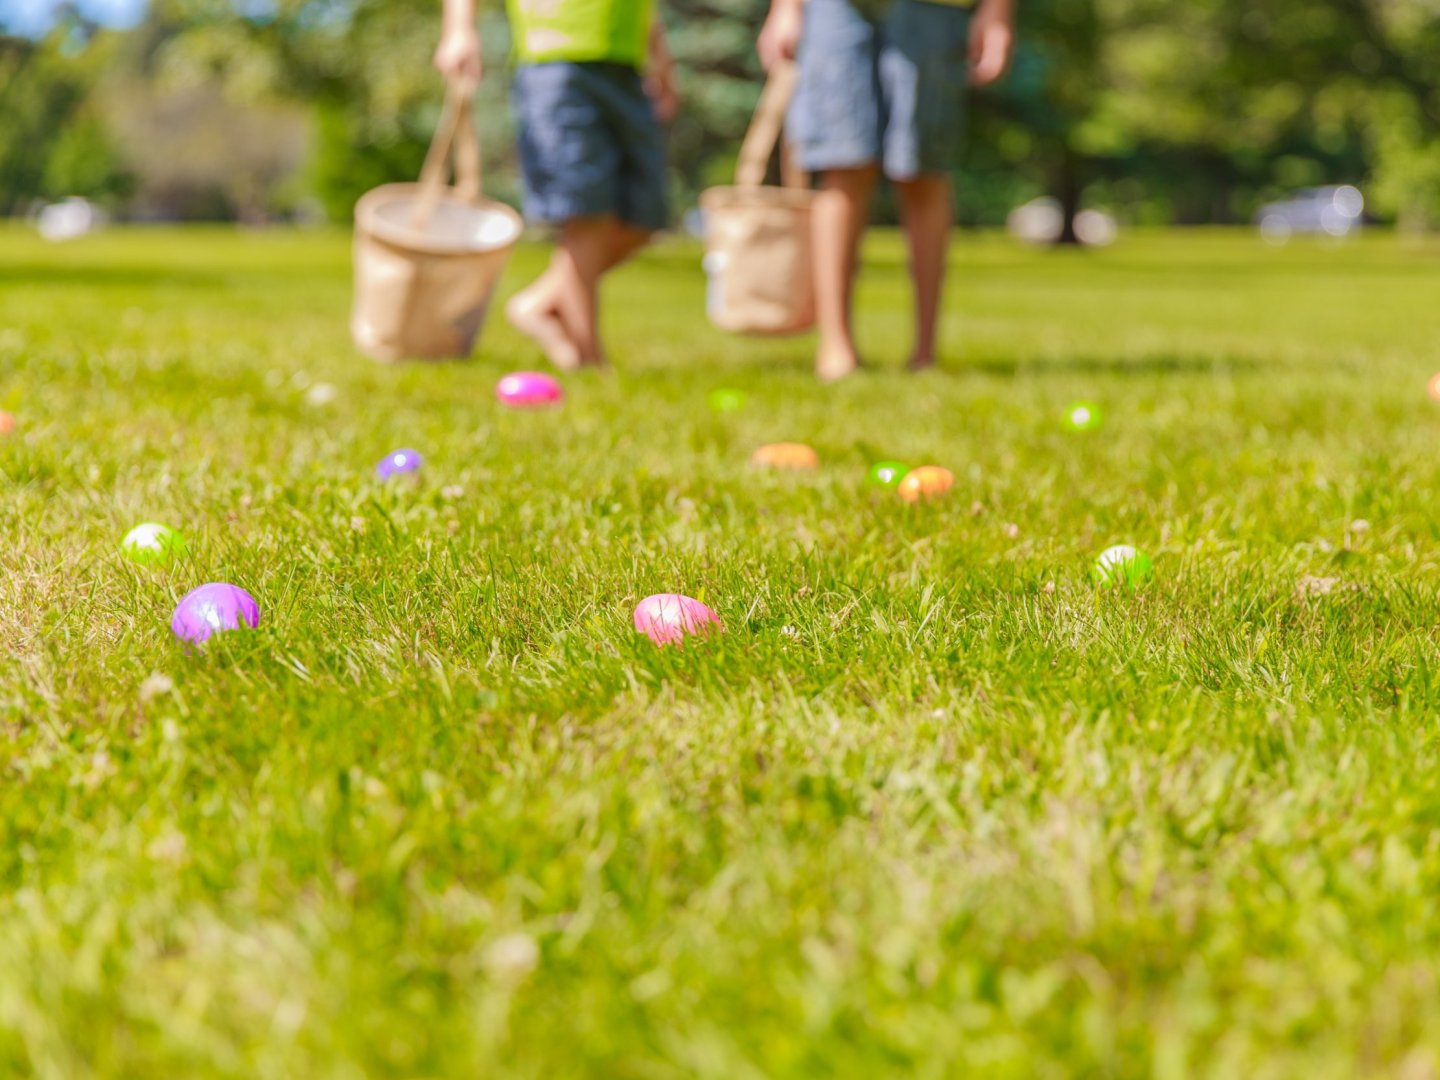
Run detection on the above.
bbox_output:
[496,371,563,408]
[633,593,723,647]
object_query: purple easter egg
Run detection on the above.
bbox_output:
[171,583,260,644]
[376,448,423,479]
[633,593,723,647]
[496,371,563,408]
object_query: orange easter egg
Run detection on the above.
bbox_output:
[1427,373,1440,402]
[897,465,954,503]
[0,412,14,435]
[750,442,819,470]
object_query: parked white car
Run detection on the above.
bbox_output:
[1255,185,1364,243]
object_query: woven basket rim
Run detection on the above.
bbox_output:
[355,183,524,256]
[700,185,814,211]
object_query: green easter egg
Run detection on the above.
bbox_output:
[708,388,747,413]
[1092,544,1154,590]
[1065,401,1104,432]
[867,461,911,489]
[122,522,187,565]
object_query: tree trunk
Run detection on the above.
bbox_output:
[1053,146,1083,246]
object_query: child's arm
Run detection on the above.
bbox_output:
[757,0,802,71]
[646,20,680,123]
[968,0,1015,87]
[435,0,483,87]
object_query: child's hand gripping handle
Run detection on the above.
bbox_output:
[735,61,803,190]
[410,81,484,231]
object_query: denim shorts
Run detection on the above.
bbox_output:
[789,0,971,179]
[511,61,669,231]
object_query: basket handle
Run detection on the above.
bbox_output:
[735,61,804,190]
[410,82,484,229]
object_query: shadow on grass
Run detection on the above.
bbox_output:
[638,349,1266,379]
[1,264,230,290]
[963,353,1263,378]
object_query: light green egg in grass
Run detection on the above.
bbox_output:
[1064,401,1104,432]
[708,388,747,413]
[122,522,188,565]
[866,461,911,489]
[1092,544,1154,590]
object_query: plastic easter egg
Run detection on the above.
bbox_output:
[633,593,722,647]
[171,583,260,644]
[1092,544,1154,590]
[1428,373,1440,402]
[496,371,563,408]
[750,442,819,470]
[867,461,910,488]
[708,388,747,413]
[122,522,187,565]
[0,412,14,435]
[1064,401,1103,432]
[376,448,422,480]
[897,465,954,503]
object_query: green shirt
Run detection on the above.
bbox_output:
[508,0,653,67]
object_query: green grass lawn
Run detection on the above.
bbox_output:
[6,223,1440,1077]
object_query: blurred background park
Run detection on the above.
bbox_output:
[2,0,1439,239]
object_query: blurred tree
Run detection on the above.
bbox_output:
[1004,0,1105,241]
[7,0,1440,229]
[102,79,308,220]
[962,0,1440,238]
[124,0,518,218]
[664,0,766,195]
[1061,0,1437,230]
[41,108,133,202]
[0,34,75,213]
[1214,0,1440,228]
[0,23,132,213]
[1368,91,1440,230]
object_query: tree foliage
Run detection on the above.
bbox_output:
[0,24,129,214]
[5,0,1440,230]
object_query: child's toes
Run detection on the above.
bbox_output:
[506,299,582,371]
[816,348,860,383]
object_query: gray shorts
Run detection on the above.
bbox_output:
[511,61,669,231]
[789,0,971,179]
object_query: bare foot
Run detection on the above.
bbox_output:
[907,354,937,373]
[506,292,581,371]
[816,344,860,383]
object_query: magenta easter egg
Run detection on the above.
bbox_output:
[171,582,260,644]
[633,593,722,647]
[496,371,563,408]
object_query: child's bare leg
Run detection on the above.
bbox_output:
[550,216,653,366]
[507,264,582,370]
[894,174,952,371]
[813,165,878,382]
[508,220,651,368]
